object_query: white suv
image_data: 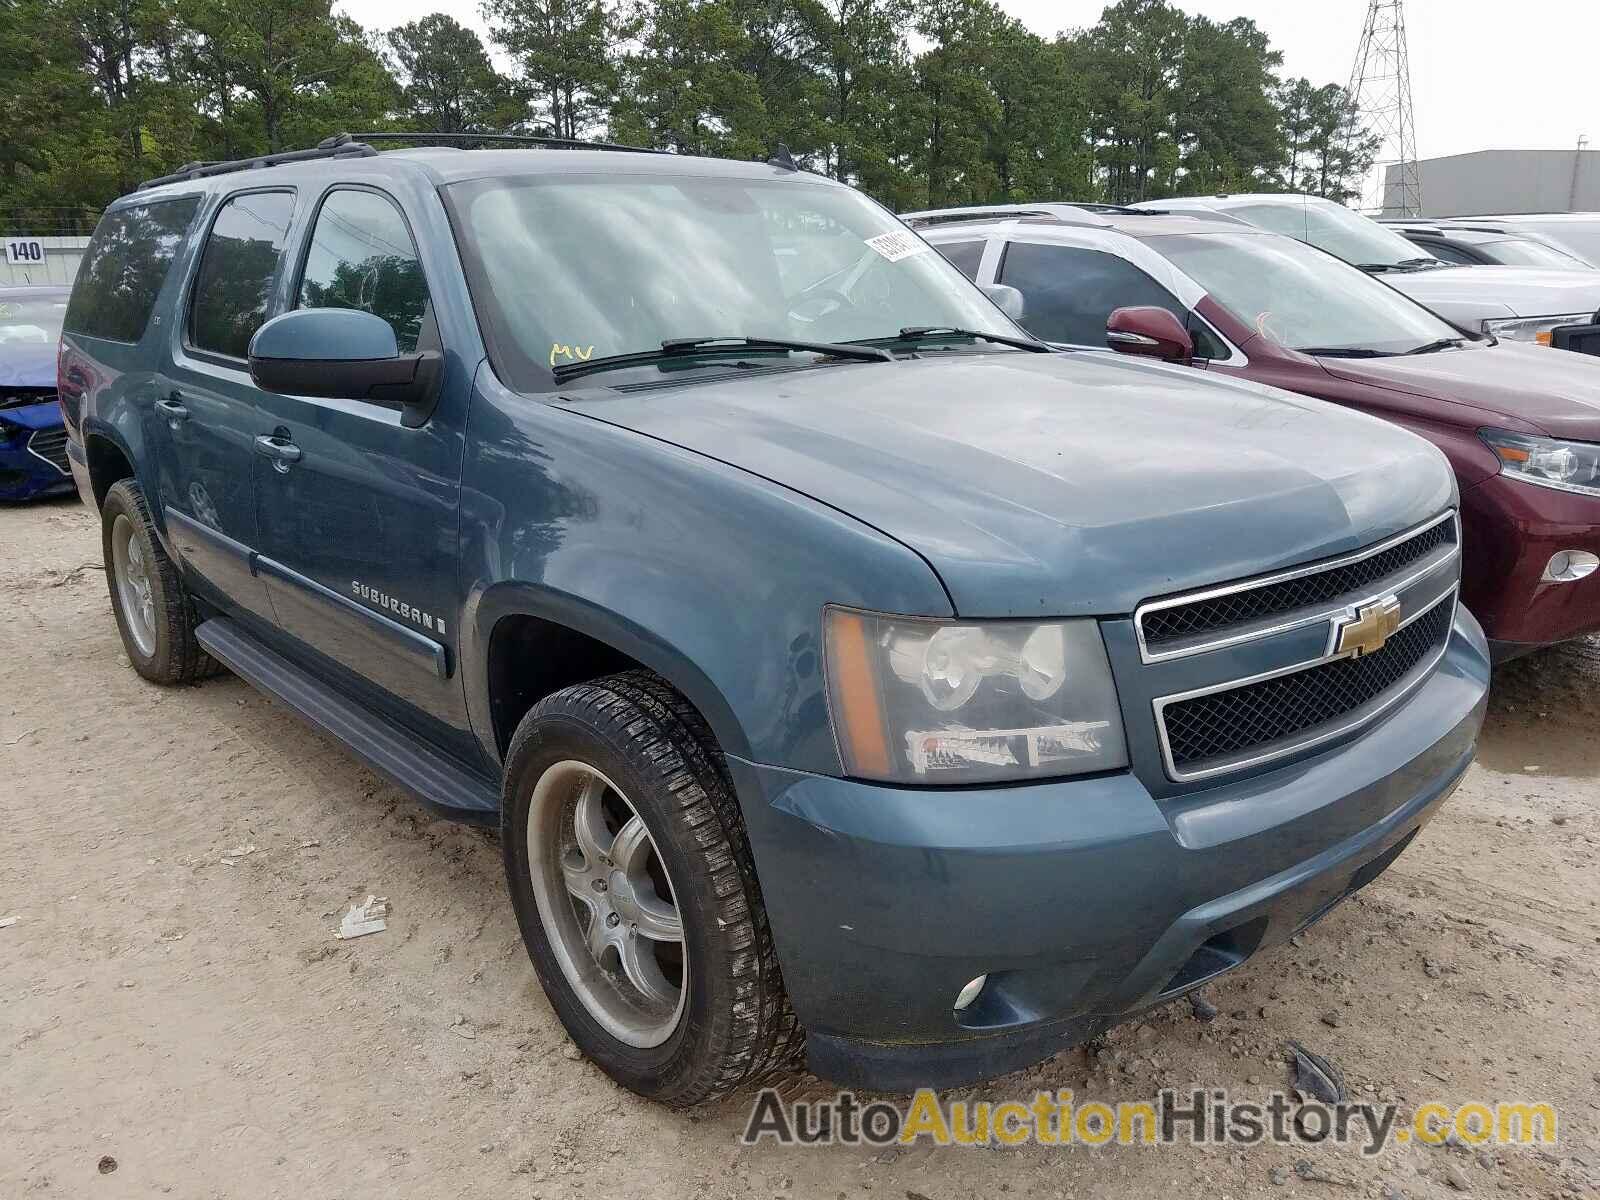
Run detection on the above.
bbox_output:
[1135,193,1600,349]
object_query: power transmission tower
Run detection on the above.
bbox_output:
[1346,0,1420,215]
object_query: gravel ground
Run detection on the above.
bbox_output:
[2,495,1597,1199]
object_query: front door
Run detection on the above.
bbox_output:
[157,188,298,627]
[248,186,472,755]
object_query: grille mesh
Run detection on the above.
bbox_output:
[1142,520,1454,648]
[1161,598,1454,773]
[27,428,70,475]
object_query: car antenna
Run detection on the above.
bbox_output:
[766,142,799,172]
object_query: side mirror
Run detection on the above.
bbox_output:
[980,283,1026,323]
[248,308,442,428]
[1105,306,1194,364]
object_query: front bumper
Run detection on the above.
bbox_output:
[0,431,75,501]
[729,610,1489,1091]
[1459,470,1600,649]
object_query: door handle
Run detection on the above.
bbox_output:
[155,395,189,423]
[253,434,303,472]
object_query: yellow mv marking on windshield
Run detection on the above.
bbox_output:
[550,343,595,367]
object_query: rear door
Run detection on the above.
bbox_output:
[247,184,472,753]
[157,188,297,625]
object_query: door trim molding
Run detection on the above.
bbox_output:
[254,553,450,680]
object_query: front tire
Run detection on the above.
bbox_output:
[502,671,803,1106]
[101,479,219,685]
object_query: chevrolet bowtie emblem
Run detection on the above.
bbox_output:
[1333,594,1403,658]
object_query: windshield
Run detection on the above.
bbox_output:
[447,173,1016,389]
[0,294,67,346]
[1483,238,1589,269]
[1525,224,1600,269]
[1151,232,1461,355]
[1228,199,1436,270]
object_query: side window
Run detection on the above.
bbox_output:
[190,191,296,359]
[298,189,432,354]
[998,242,1196,348]
[64,198,201,343]
[934,239,986,281]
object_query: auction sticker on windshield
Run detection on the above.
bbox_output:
[865,230,930,263]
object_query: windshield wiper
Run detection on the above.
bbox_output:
[1399,257,1451,270]
[1356,262,1402,273]
[860,326,1052,353]
[1294,346,1394,358]
[1404,337,1466,355]
[551,336,893,383]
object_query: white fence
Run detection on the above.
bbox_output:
[2,236,89,287]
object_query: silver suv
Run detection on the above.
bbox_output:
[1138,193,1600,349]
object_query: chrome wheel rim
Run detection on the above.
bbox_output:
[526,760,687,1048]
[111,514,156,658]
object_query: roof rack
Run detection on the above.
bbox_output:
[900,203,1116,230]
[353,131,665,154]
[137,129,667,190]
[138,133,377,190]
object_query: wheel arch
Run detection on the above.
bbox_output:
[465,581,754,770]
[82,423,138,509]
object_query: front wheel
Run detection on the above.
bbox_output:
[501,671,803,1105]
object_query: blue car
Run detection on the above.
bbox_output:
[0,285,73,501]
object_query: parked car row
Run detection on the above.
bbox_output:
[1382,212,1600,271]
[906,201,1600,659]
[1135,193,1600,352]
[24,133,1592,1106]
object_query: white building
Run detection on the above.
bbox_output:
[1383,148,1600,218]
[1,236,90,287]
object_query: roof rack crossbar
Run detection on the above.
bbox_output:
[138,133,376,190]
[352,131,666,155]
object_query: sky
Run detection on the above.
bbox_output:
[339,0,1598,171]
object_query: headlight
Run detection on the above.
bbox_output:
[1481,429,1600,497]
[1481,314,1592,346]
[823,607,1128,784]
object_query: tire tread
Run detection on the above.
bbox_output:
[504,670,804,1106]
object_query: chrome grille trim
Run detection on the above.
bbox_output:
[25,427,71,476]
[1152,585,1458,783]
[1133,510,1460,664]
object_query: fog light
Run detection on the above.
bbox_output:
[1542,550,1600,583]
[953,975,988,1011]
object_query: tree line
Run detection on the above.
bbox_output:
[0,0,1379,229]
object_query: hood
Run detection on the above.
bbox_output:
[567,353,1454,617]
[1319,339,1600,442]
[0,341,59,389]
[0,399,63,430]
[1385,264,1600,327]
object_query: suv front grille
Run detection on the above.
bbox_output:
[26,427,71,475]
[1140,517,1456,651]
[1158,595,1454,777]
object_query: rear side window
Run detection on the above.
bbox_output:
[190,191,296,359]
[64,197,200,343]
[297,189,432,354]
[935,240,986,281]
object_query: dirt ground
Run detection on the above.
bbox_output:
[3,494,1597,1200]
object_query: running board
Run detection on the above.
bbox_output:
[196,617,500,824]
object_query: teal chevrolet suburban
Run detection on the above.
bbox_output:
[58,133,1489,1104]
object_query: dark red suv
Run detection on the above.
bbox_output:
[913,205,1600,658]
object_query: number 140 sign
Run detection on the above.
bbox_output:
[5,238,46,265]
